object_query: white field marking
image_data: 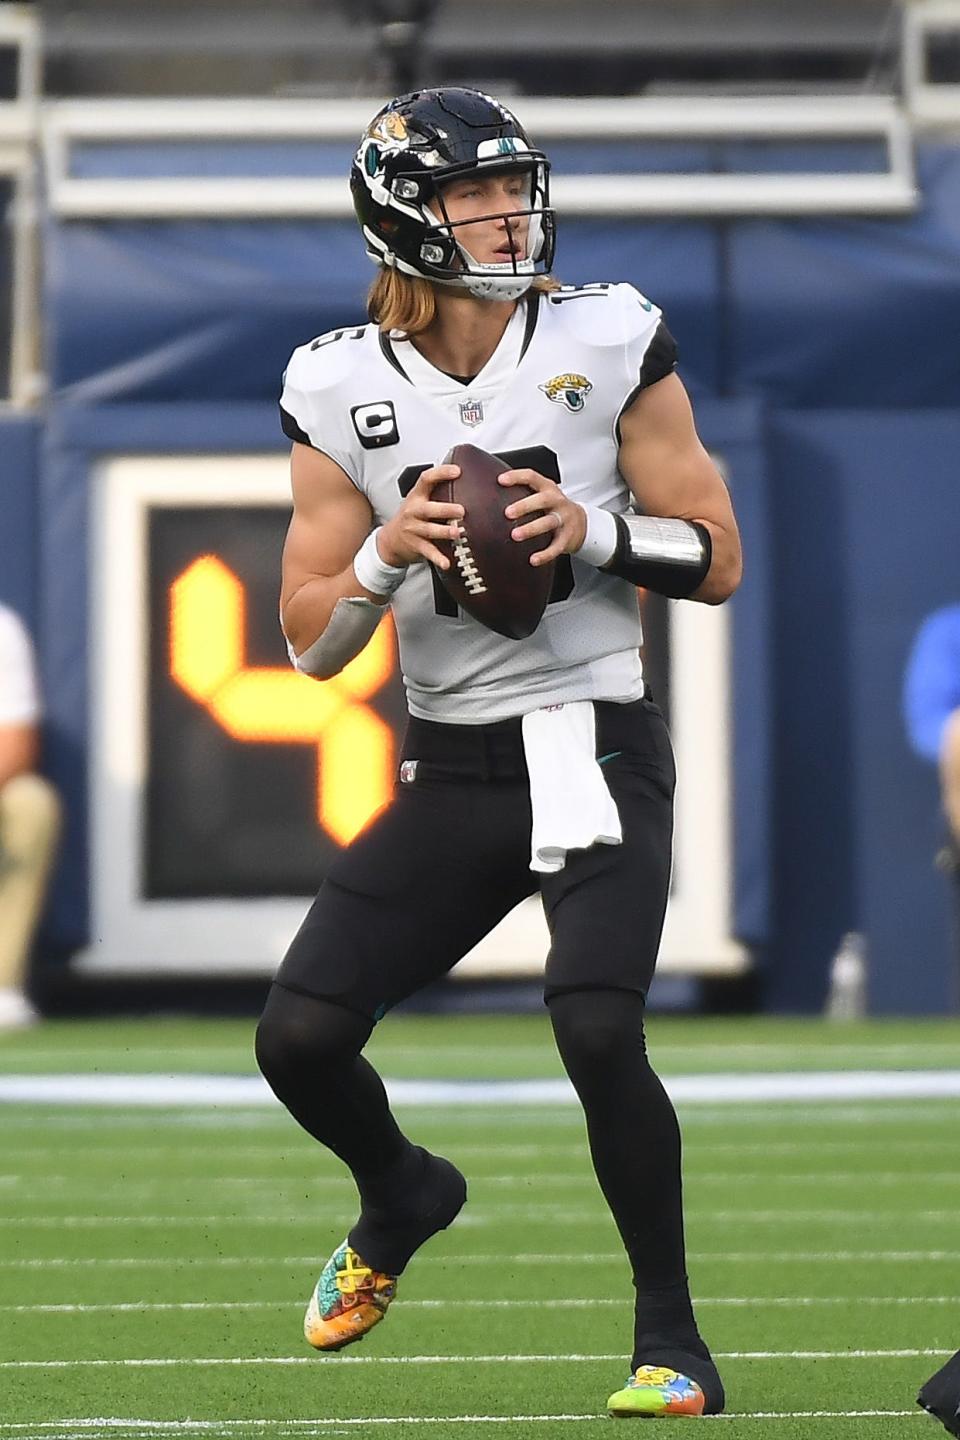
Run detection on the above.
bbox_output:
[2,1103,956,1133]
[0,1143,588,1164]
[6,1070,960,1107]
[3,1207,957,1228]
[4,1247,960,1269]
[0,1174,603,1194]
[6,1169,960,1197]
[1,1137,953,1164]
[0,1349,951,1369]
[2,1295,958,1315]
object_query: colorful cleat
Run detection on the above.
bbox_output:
[303,1239,397,1352]
[607,1365,706,1419]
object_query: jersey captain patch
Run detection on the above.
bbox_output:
[351,400,399,449]
[539,372,593,413]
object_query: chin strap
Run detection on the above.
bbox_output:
[462,274,534,301]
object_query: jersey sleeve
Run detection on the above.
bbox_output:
[278,343,361,485]
[617,283,678,392]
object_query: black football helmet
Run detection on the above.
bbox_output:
[350,87,556,301]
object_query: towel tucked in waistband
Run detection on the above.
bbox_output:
[520,700,622,874]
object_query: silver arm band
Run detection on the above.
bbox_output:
[287,596,383,681]
[603,513,712,598]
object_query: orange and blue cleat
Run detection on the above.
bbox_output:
[607,1364,707,1418]
[303,1239,397,1352]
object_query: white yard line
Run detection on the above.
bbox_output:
[0,1295,956,1314]
[2,1207,958,1227]
[4,1071,960,1107]
[5,1169,960,1192]
[0,1349,950,1369]
[3,1248,958,1269]
[1,1103,956,1131]
[0,1138,951,1162]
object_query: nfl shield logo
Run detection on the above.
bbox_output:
[459,397,484,427]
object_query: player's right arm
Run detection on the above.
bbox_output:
[280,443,463,678]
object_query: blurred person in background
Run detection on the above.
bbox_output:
[0,602,61,1030]
[903,604,960,947]
[256,87,741,1420]
[904,608,960,1432]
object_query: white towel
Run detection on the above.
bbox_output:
[521,701,623,873]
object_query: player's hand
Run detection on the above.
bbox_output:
[377,465,465,571]
[498,468,587,567]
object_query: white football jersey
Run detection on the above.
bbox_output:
[281,282,676,723]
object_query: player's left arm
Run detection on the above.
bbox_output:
[616,373,742,604]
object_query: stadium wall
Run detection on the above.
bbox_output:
[19,140,960,1012]
[0,414,40,631]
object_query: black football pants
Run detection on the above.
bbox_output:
[257,698,707,1350]
[273,697,676,1014]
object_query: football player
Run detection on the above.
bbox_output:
[256,87,742,1420]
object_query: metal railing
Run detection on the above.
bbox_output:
[42,94,917,219]
[0,4,41,406]
[903,0,960,127]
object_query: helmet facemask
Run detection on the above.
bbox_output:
[421,158,550,301]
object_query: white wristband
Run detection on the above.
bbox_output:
[353,527,407,598]
[576,506,619,568]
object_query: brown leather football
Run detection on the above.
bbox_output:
[433,443,556,640]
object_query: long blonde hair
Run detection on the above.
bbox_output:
[367,269,561,337]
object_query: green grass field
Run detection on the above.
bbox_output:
[2,1014,960,1439]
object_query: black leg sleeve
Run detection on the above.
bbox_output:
[255,982,410,1177]
[255,982,466,1273]
[547,987,723,1412]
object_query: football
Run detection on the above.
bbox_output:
[433,443,556,640]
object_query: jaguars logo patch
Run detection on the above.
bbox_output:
[539,373,593,413]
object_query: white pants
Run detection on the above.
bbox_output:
[0,773,61,989]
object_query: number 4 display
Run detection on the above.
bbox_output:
[168,554,394,844]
